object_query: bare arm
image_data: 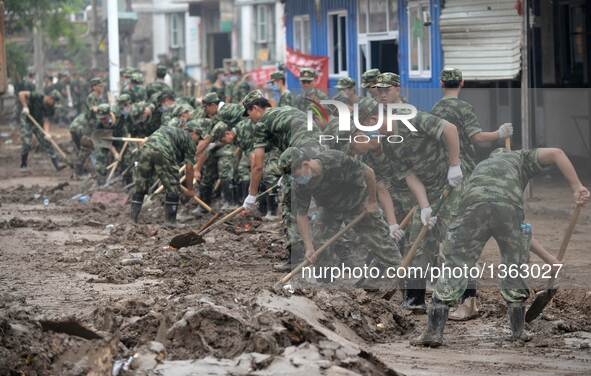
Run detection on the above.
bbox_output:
[377,181,397,225]
[471,131,500,144]
[441,121,461,166]
[405,173,430,209]
[297,213,316,262]
[537,148,590,204]
[184,163,195,191]
[364,166,378,206]
[19,91,30,107]
[43,119,51,133]
[248,147,265,196]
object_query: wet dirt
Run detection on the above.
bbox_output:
[1,126,591,375]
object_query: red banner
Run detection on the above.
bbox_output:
[248,66,276,88]
[285,48,329,93]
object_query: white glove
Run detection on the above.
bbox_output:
[447,164,463,187]
[498,123,513,139]
[420,207,437,229]
[277,176,284,188]
[389,224,405,242]
[22,107,30,115]
[242,194,257,210]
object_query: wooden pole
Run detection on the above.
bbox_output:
[0,1,7,95]
[521,0,532,198]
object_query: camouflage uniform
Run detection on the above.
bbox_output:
[146,65,172,100]
[91,104,117,185]
[288,148,401,270]
[294,68,328,112]
[19,91,60,166]
[361,69,380,98]
[121,73,148,103]
[69,78,105,150]
[145,90,175,136]
[434,149,546,304]
[244,90,322,262]
[225,66,251,104]
[269,71,294,107]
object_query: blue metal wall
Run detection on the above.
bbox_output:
[284,0,358,95]
[398,0,443,111]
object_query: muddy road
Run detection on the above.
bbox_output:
[1,127,591,375]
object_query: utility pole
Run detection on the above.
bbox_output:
[33,21,44,92]
[107,0,120,98]
[521,0,532,197]
[0,0,6,94]
[91,0,99,70]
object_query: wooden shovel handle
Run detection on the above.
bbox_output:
[180,185,213,213]
[399,206,417,230]
[279,211,367,285]
[26,113,69,161]
[556,204,582,262]
[505,136,511,151]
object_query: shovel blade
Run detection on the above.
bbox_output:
[525,288,558,323]
[169,231,205,249]
[40,320,102,340]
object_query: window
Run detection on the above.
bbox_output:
[408,1,431,78]
[328,11,348,75]
[358,0,398,34]
[170,13,184,49]
[256,5,270,44]
[556,1,588,85]
[293,15,311,54]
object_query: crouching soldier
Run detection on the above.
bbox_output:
[282,146,401,281]
[412,148,590,347]
[131,121,199,226]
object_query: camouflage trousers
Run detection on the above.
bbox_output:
[19,114,56,158]
[236,148,282,187]
[215,144,238,182]
[134,147,180,195]
[433,202,531,304]
[304,207,402,271]
[404,187,459,269]
[94,147,112,179]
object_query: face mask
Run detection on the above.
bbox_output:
[121,107,131,116]
[294,174,312,185]
[160,105,170,113]
[230,76,239,83]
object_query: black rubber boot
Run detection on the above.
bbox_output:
[130,192,144,223]
[50,156,65,172]
[20,152,29,170]
[508,302,532,342]
[96,175,106,187]
[401,278,427,313]
[164,192,179,226]
[410,299,449,347]
[266,191,279,219]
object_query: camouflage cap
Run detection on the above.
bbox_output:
[278,146,318,174]
[214,68,226,76]
[356,97,379,123]
[89,77,103,87]
[202,92,221,105]
[184,119,200,132]
[218,103,244,126]
[361,69,381,88]
[156,65,168,77]
[157,89,175,103]
[193,117,213,135]
[241,89,266,116]
[210,121,231,142]
[117,94,132,104]
[130,72,144,84]
[269,71,285,81]
[173,104,193,117]
[374,72,400,88]
[440,67,462,82]
[121,67,133,77]
[229,65,242,74]
[335,77,355,89]
[48,89,63,103]
[299,68,316,82]
[96,103,111,117]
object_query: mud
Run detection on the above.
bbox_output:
[1,127,591,375]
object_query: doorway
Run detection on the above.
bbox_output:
[207,32,231,69]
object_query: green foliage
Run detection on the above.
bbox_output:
[5,40,32,82]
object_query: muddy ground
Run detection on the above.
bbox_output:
[1,126,591,375]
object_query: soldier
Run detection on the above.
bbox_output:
[192,92,220,121]
[360,69,380,99]
[120,67,133,89]
[131,122,199,226]
[208,68,226,102]
[241,90,321,271]
[334,77,357,105]
[91,104,119,186]
[431,67,514,320]
[227,66,251,104]
[269,71,294,107]
[144,89,176,136]
[283,147,401,275]
[167,104,194,128]
[294,68,328,112]
[412,147,590,347]
[377,72,463,312]
[146,65,172,100]
[122,72,148,103]
[18,89,64,171]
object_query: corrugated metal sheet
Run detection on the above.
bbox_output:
[440,0,522,80]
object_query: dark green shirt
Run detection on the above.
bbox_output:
[252,107,319,152]
[28,92,54,124]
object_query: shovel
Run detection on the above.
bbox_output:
[383,188,450,300]
[525,203,583,323]
[278,210,368,286]
[180,185,215,214]
[105,141,128,186]
[26,113,72,167]
[169,184,278,249]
